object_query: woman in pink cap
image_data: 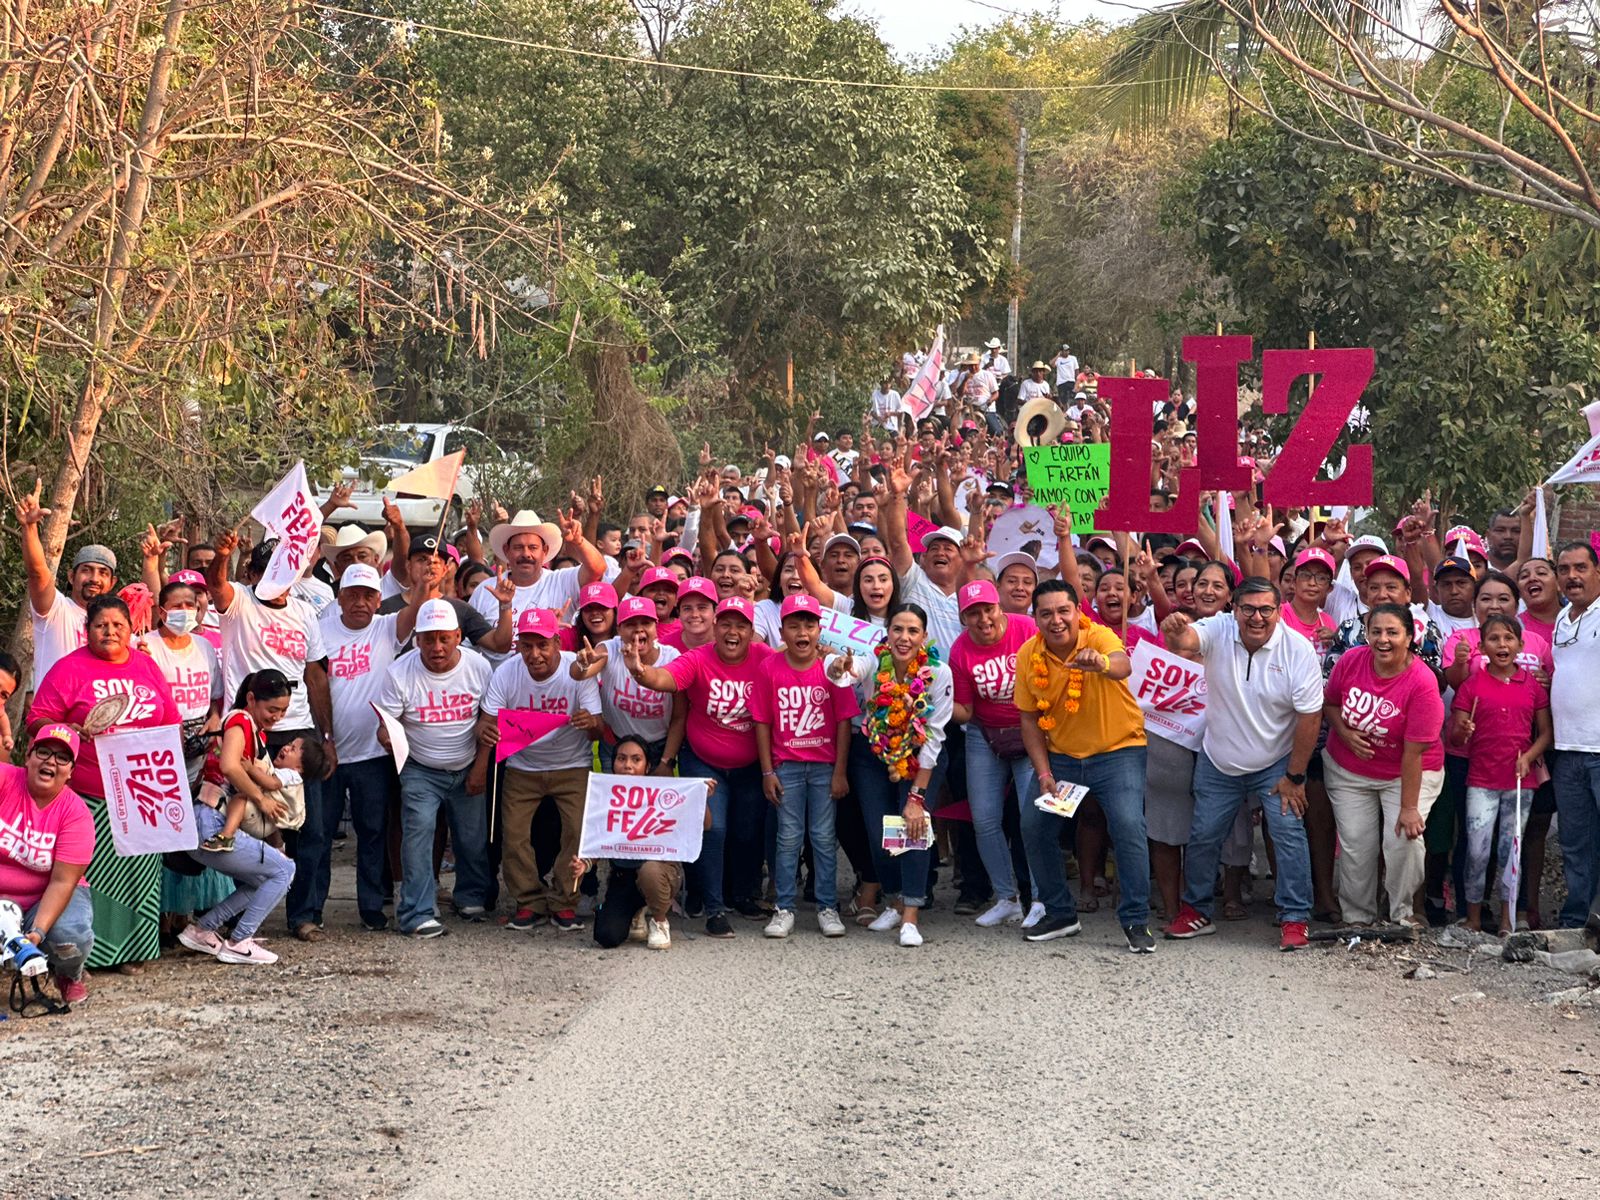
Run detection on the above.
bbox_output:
[661,576,718,653]
[560,580,618,654]
[571,595,683,772]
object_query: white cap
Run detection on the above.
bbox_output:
[774,454,792,470]
[339,563,383,592]
[415,598,460,633]
[923,526,964,548]
[1348,534,1388,556]
[993,551,1038,578]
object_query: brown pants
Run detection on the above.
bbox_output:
[501,767,589,913]
[635,861,683,919]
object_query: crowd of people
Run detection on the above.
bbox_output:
[4,337,1599,1014]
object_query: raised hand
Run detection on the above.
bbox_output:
[328,481,356,512]
[587,474,604,513]
[15,478,50,527]
[140,523,172,561]
[1050,503,1073,540]
[1072,646,1108,673]
[699,441,713,469]
[491,566,517,605]
[465,499,483,530]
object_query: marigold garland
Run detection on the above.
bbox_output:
[1032,614,1094,731]
[864,640,940,781]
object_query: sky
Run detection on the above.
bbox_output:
[848,0,1148,60]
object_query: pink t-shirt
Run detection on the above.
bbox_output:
[1441,627,1553,679]
[0,764,94,910]
[950,615,1037,728]
[665,642,776,770]
[1324,648,1445,780]
[1451,668,1548,790]
[748,654,860,764]
[29,647,181,798]
[1281,605,1335,644]
[1519,610,1557,645]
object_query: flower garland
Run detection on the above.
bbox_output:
[1031,615,1094,732]
[864,640,940,781]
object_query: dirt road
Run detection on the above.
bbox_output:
[6,855,1599,1199]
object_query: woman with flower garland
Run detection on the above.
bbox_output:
[837,603,954,948]
[1014,580,1155,952]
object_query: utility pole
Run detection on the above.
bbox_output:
[1007,124,1026,372]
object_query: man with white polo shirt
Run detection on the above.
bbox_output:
[1161,577,1324,950]
[470,507,610,661]
[374,599,493,939]
[320,564,423,931]
[1551,541,1600,929]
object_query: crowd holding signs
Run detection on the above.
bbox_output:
[3,325,1600,1015]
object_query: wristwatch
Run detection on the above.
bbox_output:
[1284,770,1307,785]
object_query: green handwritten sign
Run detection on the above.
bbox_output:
[1023,444,1111,535]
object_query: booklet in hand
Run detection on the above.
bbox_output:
[1033,781,1090,819]
[882,815,933,856]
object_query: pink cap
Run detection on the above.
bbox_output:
[445,544,461,564]
[1268,535,1286,556]
[32,723,80,761]
[779,594,822,620]
[1174,538,1206,558]
[662,546,695,566]
[516,607,560,638]
[715,596,755,623]
[617,596,658,624]
[1363,554,1410,583]
[1293,547,1336,573]
[639,566,678,591]
[170,569,208,590]
[677,576,718,605]
[578,582,618,610]
[959,579,1001,611]
[1446,526,1488,559]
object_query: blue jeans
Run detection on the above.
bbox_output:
[280,767,326,929]
[1183,752,1311,924]
[189,803,296,940]
[679,744,763,917]
[774,760,839,911]
[332,756,399,922]
[1021,746,1150,925]
[965,725,1036,902]
[396,761,489,933]
[852,737,948,908]
[1552,750,1600,927]
[24,886,94,981]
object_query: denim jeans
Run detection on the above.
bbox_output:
[333,756,399,922]
[25,885,94,981]
[679,744,763,917]
[189,803,296,940]
[774,760,839,911]
[852,737,948,908]
[1021,746,1150,925]
[1552,750,1600,927]
[965,724,1036,902]
[279,764,326,929]
[1184,752,1311,924]
[396,761,489,933]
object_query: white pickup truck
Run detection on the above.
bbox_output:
[315,422,507,530]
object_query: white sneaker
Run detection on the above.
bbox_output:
[868,907,902,933]
[628,908,648,943]
[217,936,279,965]
[763,909,795,939]
[899,922,924,948]
[976,897,1024,928]
[1020,901,1047,929]
[177,924,224,956]
[646,916,671,950]
[817,908,847,938]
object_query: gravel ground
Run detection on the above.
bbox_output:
[5,845,1600,1200]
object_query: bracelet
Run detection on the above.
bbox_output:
[762,770,777,778]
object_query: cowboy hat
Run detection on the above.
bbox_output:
[1029,361,1048,371]
[488,509,563,564]
[1015,396,1067,447]
[319,524,388,566]
[961,351,981,367]
[984,337,1003,350]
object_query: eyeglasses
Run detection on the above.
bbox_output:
[29,746,73,765]
[1237,604,1279,619]
[1555,608,1591,648]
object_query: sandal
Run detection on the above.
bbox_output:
[1092,875,1112,899]
[294,922,325,944]
[852,903,880,927]
[1222,901,1249,921]
[1078,893,1099,914]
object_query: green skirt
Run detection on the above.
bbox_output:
[84,794,163,968]
[160,865,236,916]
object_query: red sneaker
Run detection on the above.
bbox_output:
[1279,921,1309,951]
[1164,903,1216,939]
[55,974,88,1006]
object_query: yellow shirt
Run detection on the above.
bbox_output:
[1014,625,1146,759]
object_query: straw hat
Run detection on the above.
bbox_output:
[1014,396,1067,447]
[488,509,563,564]
[319,525,388,566]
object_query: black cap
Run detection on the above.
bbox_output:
[646,485,668,498]
[409,534,449,559]
[248,540,278,574]
[1435,555,1473,579]
[987,480,1015,496]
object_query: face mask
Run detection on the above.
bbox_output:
[165,609,197,635]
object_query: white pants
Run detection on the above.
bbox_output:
[1323,751,1445,924]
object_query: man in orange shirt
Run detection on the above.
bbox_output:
[1015,580,1154,953]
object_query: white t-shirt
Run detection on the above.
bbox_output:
[1425,602,1476,639]
[985,353,1011,377]
[1055,354,1079,385]
[140,632,221,723]
[320,611,402,763]
[219,586,328,732]
[1193,615,1324,775]
[595,637,680,743]
[871,388,903,428]
[830,449,860,476]
[376,647,491,771]
[469,567,584,663]
[754,598,783,648]
[1552,604,1600,752]
[292,577,335,616]
[379,569,404,601]
[482,651,601,772]
[1018,378,1053,401]
[31,590,85,688]
[900,563,962,660]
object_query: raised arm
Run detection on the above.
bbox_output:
[15,480,58,617]
[207,527,239,612]
[881,445,917,577]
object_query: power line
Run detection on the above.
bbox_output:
[311,3,1175,93]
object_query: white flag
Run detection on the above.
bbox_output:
[98,726,199,857]
[250,461,323,601]
[1547,430,1600,486]
[1585,400,1600,438]
[900,326,945,422]
[579,774,708,862]
[1215,494,1235,566]
[1531,488,1550,561]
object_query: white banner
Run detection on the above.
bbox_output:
[899,326,945,422]
[1548,430,1600,486]
[371,703,411,773]
[98,725,199,857]
[816,606,882,659]
[251,461,323,601]
[1128,640,1208,752]
[578,773,708,862]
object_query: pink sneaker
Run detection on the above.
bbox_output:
[55,974,88,1006]
[217,936,279,966]
[178,924,225,956]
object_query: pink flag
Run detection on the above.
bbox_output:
[899,326,945,422]
[250,461,323,602]
[496,709,569,762]
[905,509,937,553]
